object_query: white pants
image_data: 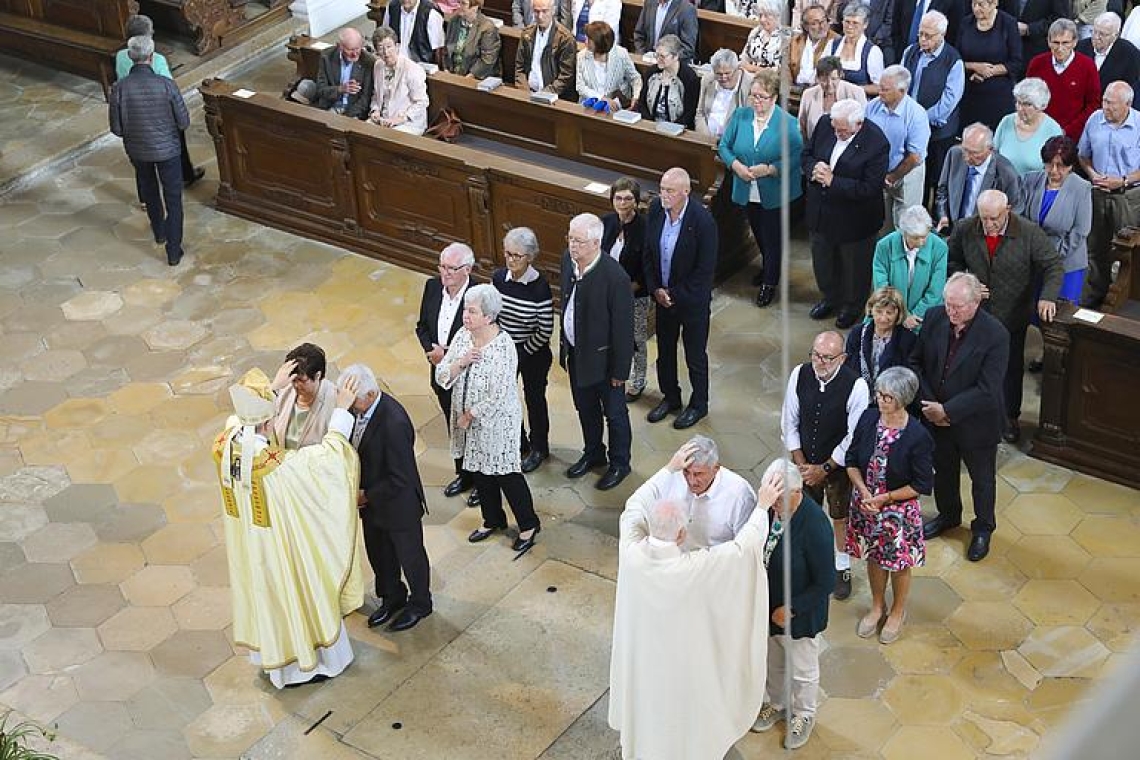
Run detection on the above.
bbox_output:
[765,634,821,718]
[884,164,927,230]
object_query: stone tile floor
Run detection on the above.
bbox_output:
[1,31,1139,760]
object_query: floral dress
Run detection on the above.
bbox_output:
[845,420,925,571]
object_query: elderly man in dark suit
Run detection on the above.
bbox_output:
[561,213,635,491]
[947,189,1063,444]
[415,243,480,505]
[340,364,432,632]
[910,273,1009,562]
[514,0,577,98]
[893,0,965,63]
[643,167,718,430]
[1078,12,1140,96]
[802,98,891,329]
[311,27,374,118]
[633,0,700,62]
[934,122,1022,232]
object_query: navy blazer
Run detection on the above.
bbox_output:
[843,322,917,396]
[908,305,1009,448]
[802,116,890,243]
[767,495,836,639]
[845,409,935,495]
[642,197,718,311]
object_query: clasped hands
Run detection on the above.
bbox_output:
[810,161,833,187]
[732,161,776,182]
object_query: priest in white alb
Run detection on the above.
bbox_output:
[608,470,779,760]
[214,368,364,688]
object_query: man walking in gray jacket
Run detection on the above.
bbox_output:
[110,35,190,266]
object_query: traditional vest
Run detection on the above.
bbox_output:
[901,43,962,141]
[389,0,438,63]
[794,363,859,465]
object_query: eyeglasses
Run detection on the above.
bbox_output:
[566,236,592,247]
[809,350,842,363]
[439,263,470,273]
[750,92,775,101]
[504,251,529,260]
[875,390,896,401]
[612,193,636,203]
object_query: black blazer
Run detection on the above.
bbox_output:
[414,276,475,392]
[802,117,890,243]
[767,495,836,639]
[893,0,964,60]
[1000,0,1067,61]
[845,409,935,495]
[642,197,718,310]
[314,46,375,119]
[1076,37,1140,95]
[357,393,427,531]
[601,211,648,293]
[908,305,1009,449]
[559,251,635,388]
[843,322,917,393]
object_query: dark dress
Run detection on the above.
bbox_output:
[956,11,1022,132]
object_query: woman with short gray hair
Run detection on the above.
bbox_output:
[871,205,948,329]
[493,228,554,473]
[993,78,1064,175]
[437,283,541,552]
[696,49,751,138]
[844,365,934,645]
[639,34,701,128]
[740,0,787,73]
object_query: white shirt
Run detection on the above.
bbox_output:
[780,364,870,466]
[829,135,854,168]
[797,35,819,85]
[1094,43,1113,70]
[707,85,737,137]
[562,252,602,347]
[609,236,625,262]
[437,277,469,348]
[1053,53,1074,75]
[627,466,758,550]
[391,2,445,59]
[529,24,553,92]
[905,246,919,286]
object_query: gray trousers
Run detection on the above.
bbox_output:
[1085,186,1140,305]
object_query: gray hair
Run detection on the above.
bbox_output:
[648,499,688,542]
[1048,17,1078,41]
[125,14,154,39]
[755,0,783,18]
[976,188,1008,211]
[127,35,154,63]
[830,98,866,126]
[962,122,994,149]
[922,10,948,35]
[875,366,920,407]
[880,64,911,93]
[945,271,985,303]
[763,457,804,491]
[686,435,720,467]
[709,48,740,71]
[569,213,604,242]
[503,227,540,260]
[1106,80,1135,105]
[440,241,476,267]
[339,363,381,400]
[656,33,683,58]
[842,2,870,23]
[897,205,933,237]
[1095,12,1122,35]
[1013,77,1051,110]
[463,283,503,320]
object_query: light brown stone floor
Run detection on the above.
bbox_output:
[1,39,1139,760]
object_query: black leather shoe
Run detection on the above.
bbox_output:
[755,284,776,308]
[1027,358,1044,373]
[466,489,481,508]
[167,249,183,266]
[922,516,961,540]
[647,400,681,423]
[367,599,406,628]
[444,475,473,498]
[388,607,431,632]
[512,527,541,552]
[967,533,991,562]
[809,300,834,320]
[184,166,206,187]
[834,310,859,329]
[566,454,607,479]
[596,466,631,491]
[521,450,548,474]
[1003,418,1021,444]
[673,407,707,430]
[467,525,504,543]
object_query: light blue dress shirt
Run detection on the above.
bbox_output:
[909,43,965,129]
[338,56,354,109]
[658,199,686,288]
[865,94,931,170]
[1078,109,1140,177]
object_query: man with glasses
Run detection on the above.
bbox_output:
[934,122,1021,233]
[308,27,374,119]
[415,243,481,505]
[1077,12,1140,97]
[561,214,635,491]
[780,331,870,600]
[1026,18,1102,141]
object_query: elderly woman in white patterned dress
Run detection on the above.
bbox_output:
[437,284,542,553]
[740,0,787,74]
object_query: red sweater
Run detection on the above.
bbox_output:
[1025,52,1101,142]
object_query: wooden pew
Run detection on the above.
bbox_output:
[0,0,132,98]
[138,0,245,55]
[201,77,614,293]
[496,24,655,82]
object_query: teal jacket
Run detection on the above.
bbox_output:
[116,49,173,81]
[718,105,802,209]
[871,230,948,325]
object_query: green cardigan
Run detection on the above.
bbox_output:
[718,104,803,209]
[871,230,949,325]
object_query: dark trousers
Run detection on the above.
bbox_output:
[568,349,632,468]
[746,203,782,288]
[473,471,540,532]
[134,130,196,203]
[133,155,183,260]
[362,520,432,614]
[517,344,552,455]
[1004,322,1027,420]
[932,427,998,535]
[809,232,875,314]
[925,136,955,202]
[655,303,711,413]
[431,378,469,478]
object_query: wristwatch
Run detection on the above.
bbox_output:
[822,462,834,474]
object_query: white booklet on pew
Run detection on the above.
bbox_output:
[613,109,641,124]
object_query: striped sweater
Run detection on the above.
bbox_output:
[492,266,554,355]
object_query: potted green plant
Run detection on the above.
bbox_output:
[0,715,59,760]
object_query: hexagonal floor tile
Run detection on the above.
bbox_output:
[946,601,1033,651]
[1004,494,1082,536]
[0,562,76,604]
[151,630,233,679]
[21,522,97,562]
[127,677,213,731]
[22,627,103,674]
[46,583,126,627]
[70,542,145,584]
[1018,626,1110,678]
[42,397,109,429]
[1071,516,1140,558]
[1078,558,1140,603]
[54,698,134,752]
[943,556,1027,601]
[60,290,124,321]
[1007,535,1092,580]
[97,606,177,651]
[183,703,274,757]
[883,674,964,726]
[999,457,1073,493]
[1013,579,1101,626]
[141,524,217,565]
[819,645,896,699]
[120,564,196,607]
[882,726,975,760]
[71,650,157,700]
[0,673,80,723]
[42,483,119,524]
[172,587,232,630]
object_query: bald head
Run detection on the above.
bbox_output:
[337,27,363,61]
[976,189,1008,214]
[660,168,691,216]
[809,331,846,380]
[648,499,687,543]
[976,189,1011,236]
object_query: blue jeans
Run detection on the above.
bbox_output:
[133,155,183,260]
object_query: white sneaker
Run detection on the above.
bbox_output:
[785,715,815,750]
[750,703,783,733]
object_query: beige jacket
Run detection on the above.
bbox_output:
[370,55,430,135]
